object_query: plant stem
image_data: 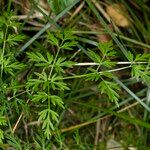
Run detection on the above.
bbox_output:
[48,47,61,79]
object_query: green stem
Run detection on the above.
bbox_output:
[62,66,131,80]
[96,52,107,72]
[48,84,50,109]
[48,47,61,79]
[48,42,63,109]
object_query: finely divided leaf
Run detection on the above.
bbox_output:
[88,49,101,63]
[98,80,120,103]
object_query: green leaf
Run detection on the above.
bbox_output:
[0,129,4,143]
[127,51,150,62]
[63,29,77,41]
[60,60,75,68]
[6,34,25,46]
[0,129,4,144]
[50,95,64,108]
[0,116,7,126]
[12,98,28,114]
[98,41,116,57]
[38,109,59,139]
[34,72,48,82]
[41,117,53,139]
[50,74,69,90]
[3,58,25,75]
[27,52,53,67]
[101,71,113,78]
[88,49,101,63]
[0,31,4,43]
[32,92,48,102]
[86,68,100,81]
[0,116,7,143]
[50,110,59,122]
[102,60,116,68]
[51,80,69,90]
[54,57,75,73]
[27,52,47,62]
[6,134,22,149]
[47,32,59,47]
[26,78,44,90]
[98,80,120,103]
[46,52,53,64]
[131,65,150,84]
[127,51,134,62]
[27,72,49,90]
[47,29,77,50]
[0,11,20,28]
[54,57,66,73]
[135,53,150,62]
[61,41,78,50]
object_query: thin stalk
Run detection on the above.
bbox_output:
[48,47,61,79]
[48,84,50,109]
[62,66,131,80]
[75,62,148,66]
[96,49,107,72]
[48,44,62,110]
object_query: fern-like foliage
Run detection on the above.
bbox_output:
[0,116,7,143]
[127,51,150,85]
[0,12,25,143]
[26,30,77,138]
[86,41,120,104]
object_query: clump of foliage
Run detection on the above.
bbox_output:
[0,11,26,143]
[26,30,77,138]
[0,0,150,149]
